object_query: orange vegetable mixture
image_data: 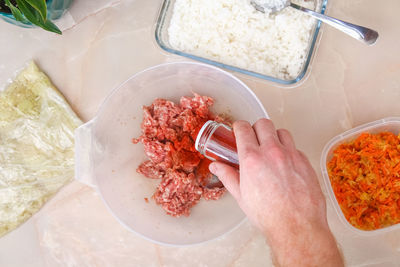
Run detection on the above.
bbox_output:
[327,132,400,230]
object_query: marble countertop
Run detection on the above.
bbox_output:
[1,0,400,266]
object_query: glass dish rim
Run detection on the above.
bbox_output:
[320,117,400,236]
[154,0,328,85]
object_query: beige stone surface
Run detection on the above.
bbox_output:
[0,0,399,266]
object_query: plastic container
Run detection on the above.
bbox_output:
[321,117,400,236]
[0,0,73,28]
[155,0,327,85]
[75,62,269,246]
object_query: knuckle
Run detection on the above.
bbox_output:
[268,145,287,162]
[241,149,262,166]
[254,118,273,128]
[243,156,261,168]
[233,120,251,132]
[258,118,272,124]
[277,128,290,136]
[241,147,259,159]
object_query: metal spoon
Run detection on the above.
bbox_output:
[205,175,224,189]
[250,0,379,45]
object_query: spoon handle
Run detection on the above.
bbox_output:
[290,3,379,45]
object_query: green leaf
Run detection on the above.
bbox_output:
[24,0,47,21]
[40,19,62,34]
[16,0,41,24]
[4,0,26,22]
[16,0,62,34]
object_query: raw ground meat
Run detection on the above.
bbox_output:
[133,93,227,217]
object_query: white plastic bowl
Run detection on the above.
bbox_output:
[75,62,269,246]
[321,117,400,236]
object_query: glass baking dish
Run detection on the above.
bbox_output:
[155,0,328,85]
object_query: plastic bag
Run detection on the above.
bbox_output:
[0,61,82,237]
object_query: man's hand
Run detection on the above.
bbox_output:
[209,119,343,267]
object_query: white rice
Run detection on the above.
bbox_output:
[168,0,317,80]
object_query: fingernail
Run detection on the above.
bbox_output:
[209,163,217,173]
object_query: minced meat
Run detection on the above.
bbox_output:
[133,93,227,217]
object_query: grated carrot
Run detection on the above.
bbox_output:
[327,132,400,230]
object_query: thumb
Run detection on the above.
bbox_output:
[209,162,241,201]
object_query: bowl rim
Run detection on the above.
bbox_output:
[320,117,400,236]
[91,61,268,247]
[154,0,328,86]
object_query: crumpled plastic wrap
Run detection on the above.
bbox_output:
[0,61,82,237]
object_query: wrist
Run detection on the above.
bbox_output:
[265,223,343,267]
